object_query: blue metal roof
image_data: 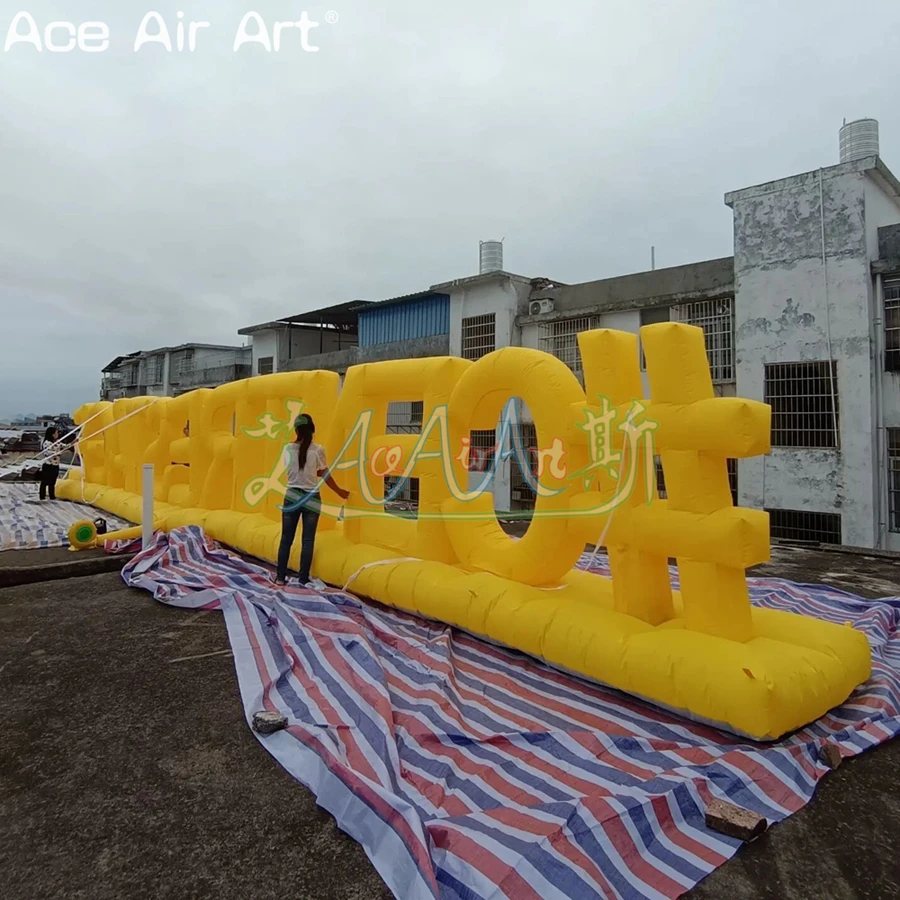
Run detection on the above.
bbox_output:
[358,293,450,346]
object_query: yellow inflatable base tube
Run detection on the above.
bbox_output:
[60,478,871,741]
[61,329,872,743]
[311,532,871,742]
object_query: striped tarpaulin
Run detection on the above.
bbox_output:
[123,528,900,900]
[0,483,128,552]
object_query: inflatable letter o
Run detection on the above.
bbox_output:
[443,347,588,586]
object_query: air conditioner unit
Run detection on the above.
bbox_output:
[529,298,555,316]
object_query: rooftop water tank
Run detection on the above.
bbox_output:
[479,240,503,274]
[839,118,880,163]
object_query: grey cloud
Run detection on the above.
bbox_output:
[0,0,897,416]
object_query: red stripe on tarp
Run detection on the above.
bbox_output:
[119,528,900,900]
[234,595,442,898]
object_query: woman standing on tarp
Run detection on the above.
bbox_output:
[274,414,349,588]
[39,426,61,501]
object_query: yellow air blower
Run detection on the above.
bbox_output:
[67,518,145,550]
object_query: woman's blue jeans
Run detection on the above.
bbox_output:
[276,490,321,583]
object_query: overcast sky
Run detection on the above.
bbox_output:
[0,0,897,418]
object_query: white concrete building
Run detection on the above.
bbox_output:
[507,157,900,549]
[417,160,900,548]
[230,129,900,549]
[100,343,251,400]
[727,156,900,549]
[239,315,356,377]
[436,271,533,508]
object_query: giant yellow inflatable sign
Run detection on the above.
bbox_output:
[61,323,870,740]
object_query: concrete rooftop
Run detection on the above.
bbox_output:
[0,543,898,899]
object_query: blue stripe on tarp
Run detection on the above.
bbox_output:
[0,482,128,551]
[121,527,900,900]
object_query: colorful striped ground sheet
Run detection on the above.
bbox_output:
[122,527,900,900]
[0,484,128,552]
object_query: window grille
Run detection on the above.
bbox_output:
[670,298,734,382]
[461,314,496,361]
[144,356,163,385]
[510,424,538,508]
[888,428,900,532]
[384,476,419,511]
[537,317,600,371]
[257,357,274,376]
[387,402,422,434]
[764,361,839,449]
[383,402,424,509]
[175,349,195,376]
[885,276,900,372]
[468,430,497,472]
[767,508,841,544]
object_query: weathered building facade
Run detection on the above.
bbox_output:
[235,151,900,548]
[726,156,900,549]
[100,343,251,400]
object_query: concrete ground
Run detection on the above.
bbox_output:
[0,546,134,589]
[0,545,898,899]
[0,546,111,567]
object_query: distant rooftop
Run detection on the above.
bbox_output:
[517,257,735,323]
[239,291,452,336]
[430,270,537,292]
[240,300,375,335]
[238,272,562,338]
[725,155,900,207]
[102,352,141,373]
[368,289,449,311]
[102,343,248,372]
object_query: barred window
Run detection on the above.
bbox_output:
[387,401,422,434]
[889,429,900,533]
[670,298,734,382]
[538,317,600,372]
[384,476,419,512]
[468,430,496,472]
[510,423,538,508]
[767,508,841,545]
[885,276,900,372]
[764,361,839,449]
[384,401,421,510]
[461,314,496,361]
[257,357,274,376]
[175,349,195,375]
[144,355,163,384]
